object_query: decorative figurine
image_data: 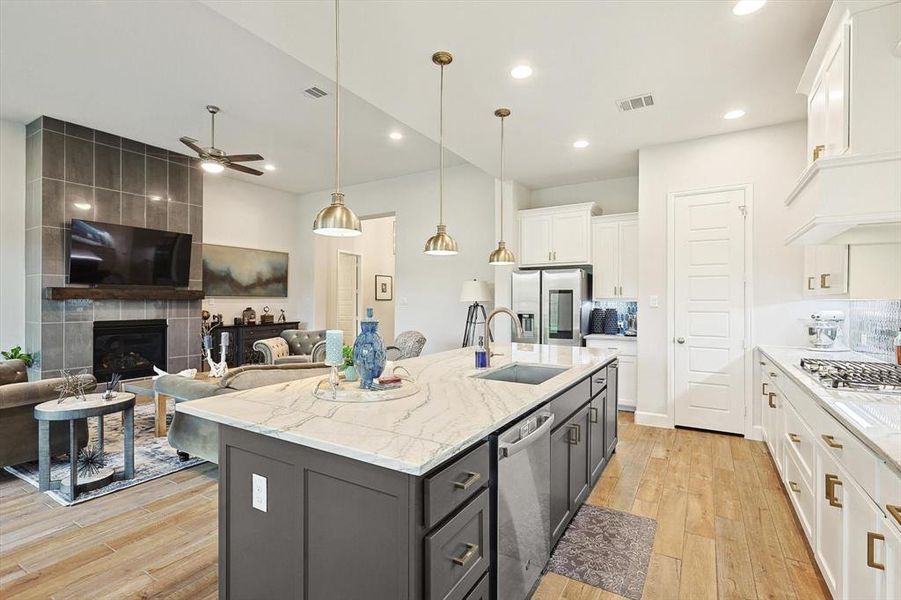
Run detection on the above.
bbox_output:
[55,370,91,403]
[278,309,286,323]
[260,305,274,324]
[102,373,122,400]
[203,331,229,378]
[241,307,256,325]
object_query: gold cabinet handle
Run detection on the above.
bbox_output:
[887,504,901,526]
[452,471,482,491]
[822,434,843,449]
[820,273,831,289]
[788,433,801,443]
[768,392,776,409]
[789,481,801,493]
[813,144,826,161]
[589,406,599,424]
[807,276,815,290]
[825,473,843,508]
[769,371,778,378]
[451,542,479,567]
[867,532,886,571]
[762,382,769,395]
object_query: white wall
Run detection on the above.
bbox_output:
[202,175,306,326]
[492,180,531,344]
[530,176,638,214]
[0,119,26,351]
[301,164,495,353]
[636,121,848,430]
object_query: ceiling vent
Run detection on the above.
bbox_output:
[303,86,328,99]
[617,93,654,112]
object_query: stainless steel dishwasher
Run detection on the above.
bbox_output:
[494,411,555,600]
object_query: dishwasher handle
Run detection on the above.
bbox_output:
[499,413,555,459]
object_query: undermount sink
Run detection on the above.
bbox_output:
[473,363,568,385]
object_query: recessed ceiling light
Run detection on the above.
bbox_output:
[389,131,403,140]
[723,109,746,120]
[264,164,276,171]
[732,0,766,16]
[510,65,533,80]
[573,140,590,149]
[73,202,91,211]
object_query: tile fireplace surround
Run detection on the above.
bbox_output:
[24,116,204,380]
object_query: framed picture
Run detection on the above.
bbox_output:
[202,244,289,297]
[375,275,393,301]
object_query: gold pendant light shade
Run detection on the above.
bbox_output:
[313,0,362,237]
[489,107,516,266]
[424,51,458,256]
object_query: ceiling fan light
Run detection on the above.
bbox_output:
[488,241,515,266]
[313,192,362,237]
[424,224,458,255]
[201,159,224,174]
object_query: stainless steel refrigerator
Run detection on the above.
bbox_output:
[511,268,591,346]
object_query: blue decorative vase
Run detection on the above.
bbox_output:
[353,308,386,389]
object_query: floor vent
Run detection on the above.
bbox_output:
[617,93,654,112]
[303,86,328,99]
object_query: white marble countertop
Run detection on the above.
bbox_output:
[585,334,637,340]
[177,344,617,475]
[758,346,900,473]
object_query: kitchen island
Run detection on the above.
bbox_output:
[177,343,618,600]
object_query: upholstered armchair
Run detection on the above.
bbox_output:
[0,359,95,467]
[253,329,328,365]
[386,331,427,361]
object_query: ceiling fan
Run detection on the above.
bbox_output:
[180,105,265,176]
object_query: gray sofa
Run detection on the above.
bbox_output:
[0,359,95,467]
[253,329,328,365]
[156,363,329,463]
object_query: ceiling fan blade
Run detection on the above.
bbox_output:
[224,153,265,163]
[179,136,206,156]
[225,162,264,176]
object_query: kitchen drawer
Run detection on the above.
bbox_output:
[586,338,636,356]
[462,573,489,600]
[549,378,591,427]
[784,445,816,543]
[783,397,815,483]
[424,442,490,529]
[878,460,901,529]
[425,489,490,600]
[590,365,608,398]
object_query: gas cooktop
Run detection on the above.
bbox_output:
[799,358,901,394]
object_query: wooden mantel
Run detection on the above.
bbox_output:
[44,287,205,301]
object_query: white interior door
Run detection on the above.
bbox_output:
[336,251,361,345]
[672,187,747,434]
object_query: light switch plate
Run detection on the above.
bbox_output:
[649,295,659,308]
[252,473,267,512]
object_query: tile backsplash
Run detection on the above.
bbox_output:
[849,299,900,362]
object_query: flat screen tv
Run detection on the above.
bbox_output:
[68,219,192,287]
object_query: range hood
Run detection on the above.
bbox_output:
[783,151,901,245]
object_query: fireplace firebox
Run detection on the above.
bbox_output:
[93,319,167,382]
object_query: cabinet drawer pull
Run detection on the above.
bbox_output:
[452,471,482,491]
[594,377,607,385]
[887,504,901,526]
[769,371,778,378]
[762,382,769,395]
[821,434,843,449]
[807,276,815,290]
[451,542,479,567]
[768,392,776,409]
[825,473,843,508]
[867,532,885,571]
[589,406,599,424]
[820,273,831,289]
[789,481,800,494]
[573,423,582,443]
[567,425,578,445]
[788,433,801,443]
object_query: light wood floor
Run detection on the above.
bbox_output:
[0,413,830,599]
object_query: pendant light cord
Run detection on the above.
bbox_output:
[438,63,445,226]
[334,0,341,194]
[210,110,216,148]
[499,115,505,241]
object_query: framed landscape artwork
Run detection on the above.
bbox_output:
[375,274,393,301]
[202,244,289,297]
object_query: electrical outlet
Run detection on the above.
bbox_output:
[252,473,267,512]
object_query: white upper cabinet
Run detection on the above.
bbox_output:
[591,213,638,299]
[517,203,597,267]
[803,244,849,296]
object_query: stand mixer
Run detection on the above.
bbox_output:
[807,310,846,351]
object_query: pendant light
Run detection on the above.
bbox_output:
[488,108,515,266]
[424,51,459,256]
[313,0,362,237]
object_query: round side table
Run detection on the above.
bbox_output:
[34,392,136,502]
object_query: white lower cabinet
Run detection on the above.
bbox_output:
[586,338,636,409]
[815,447,845,597]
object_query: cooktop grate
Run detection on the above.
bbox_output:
[800,358,901,393]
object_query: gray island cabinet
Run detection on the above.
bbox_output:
[176,344,618,600]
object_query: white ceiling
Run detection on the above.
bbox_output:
[205,0,830,189]
[0,0,462,194]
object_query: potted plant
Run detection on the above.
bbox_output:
[1,346,33,367]
[341,345,358,382]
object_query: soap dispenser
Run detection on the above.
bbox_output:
[475,336,488,369]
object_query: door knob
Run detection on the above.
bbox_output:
[676,337,685,344]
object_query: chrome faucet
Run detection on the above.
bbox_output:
[485,307,523,368]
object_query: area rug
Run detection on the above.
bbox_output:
[546,504,656,600]
[4,400,205,506]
